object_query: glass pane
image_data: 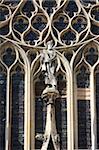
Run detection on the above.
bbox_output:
[76,65,90,88]
[35,76,46,149]
[96,72,99,149]
[55,98,67,150]
[2,47,16,67]
[11,67,24,150]
[77,100,91,149]
[85,47,98,66]
[56,73,67,149]
[42,0,57,15]
[35,97,46,149]
[0,69,6,150]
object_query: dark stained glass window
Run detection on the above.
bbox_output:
[55,98,67,150]
[42,0,57,15]
[35,76,46,149]
[0,66,6,150]
[11,66,24,150]
[85,47,98,66]
[95,72,99,149]
[55,73,67,149]
[2,47,16,67]
[35,97,46,149]
[76,65,90,88]
[64,1,78,17]
[78,100,91,149]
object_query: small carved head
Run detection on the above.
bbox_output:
[46,40,53,50]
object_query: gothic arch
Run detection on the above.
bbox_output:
[0,0,99,150]
[0,38,31,150]
[71,40,99,149]
[30,51,73,150]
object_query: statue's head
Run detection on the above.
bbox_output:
[46,40,53,50]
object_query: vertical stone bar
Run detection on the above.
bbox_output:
[5,70,10,150]
[90,69,97,150]
[24,69,31,150]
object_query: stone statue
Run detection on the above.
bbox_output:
[39,41,60,150]
[41,40,57,90]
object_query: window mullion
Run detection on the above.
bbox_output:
[90,69,97,149]
[5,70,10,150]
[24,68,31,150]
[74,73,78,149]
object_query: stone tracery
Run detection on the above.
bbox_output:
[0,0,98,47]
[0,0,99,150]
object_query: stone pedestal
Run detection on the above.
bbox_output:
[40,87,60,150]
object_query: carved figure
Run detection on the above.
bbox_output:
[39,41,60,150]
[41,40,57,89]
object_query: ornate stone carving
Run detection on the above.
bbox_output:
[41,40,57,90]
[40,41,60,150]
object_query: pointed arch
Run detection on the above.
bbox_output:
[0,38,31,150]
[30,51,74,150]
[71,40,99,150]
